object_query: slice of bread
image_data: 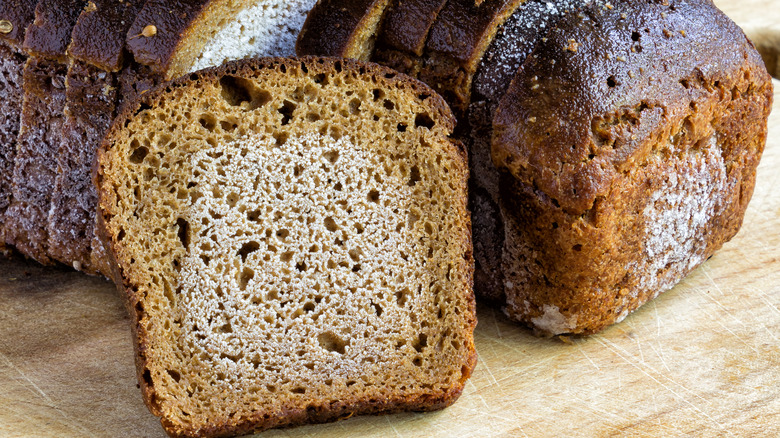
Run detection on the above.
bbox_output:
[96,57,477,437]
[3,0,86,264]
[0,1,38,256]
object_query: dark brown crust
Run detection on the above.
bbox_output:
[494,0,768,215]
[68,0,146,72]
[492,0,773,334]
[296,0,392,60]
[379,0,449,56]
[426,0,523,67]
[22,0,86,61]
[410,0,525,112]
[0,0,38,47]
[97,56,474,438]
[125,0,212,76]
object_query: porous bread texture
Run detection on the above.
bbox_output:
[190,0,318,71]
[97,57,476,437]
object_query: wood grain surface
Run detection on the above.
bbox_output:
[1,1,778,437]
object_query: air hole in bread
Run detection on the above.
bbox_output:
[176,218,190,249]
[396,288,410,307]
[383,100,395,111]
[318,332,347,354]
[631,31,641,42]
[607,76,619,87]
[349,98,361,115]
[274,132,288,146]
[412,334,428,353]
[397,123,407,132]
[238,241,260,262]
[167,370,181,383]
[415,113,435,129]
[199,114,217,131]
[313,73,328,85]
[324,217,338,232]
[323,150,339,163]
[129,144,149,164]
[367,190,380,203]
[408,165,421,186]
[279,100,296,125]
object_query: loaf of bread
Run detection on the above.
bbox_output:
[96,56,477,437]
[297,0,775,334]
[1,0,320,275]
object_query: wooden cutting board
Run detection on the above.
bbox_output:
[1,2,778,437]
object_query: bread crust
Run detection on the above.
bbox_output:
[492,0,773,334]
[125,0,214,78]
[22,0,86,61]
[97,56,475,437]
[0,0,38,47]
[46,0,145,275]
[379,0,449,56]
[296,0,392,60]
[68,0,145,72]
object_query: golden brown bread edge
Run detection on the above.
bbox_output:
[95,56,476,438]
[296,0,774,334]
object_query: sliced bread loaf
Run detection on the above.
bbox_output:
[96,57,477,437]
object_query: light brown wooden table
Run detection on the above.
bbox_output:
[1,1,778,437]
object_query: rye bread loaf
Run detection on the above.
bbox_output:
[3,0,86,264]
[0,0,37,256]
[296,0,774,334]
[492,0,773,334]
[96,56,476,437]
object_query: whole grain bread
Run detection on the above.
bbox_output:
[96,56,476,437]
[296,0,774,334]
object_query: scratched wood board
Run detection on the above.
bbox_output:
[1,1,778,437]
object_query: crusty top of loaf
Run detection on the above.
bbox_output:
[22,0,86,61]
[0,0,38,47]
[426,0,525,68]
[492,0,774,215]
[378,0,449,56]
[68,0,146,72]
[125,0,213,78]
[296,0,391,60]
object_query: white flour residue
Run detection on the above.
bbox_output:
[634,135,729,295]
